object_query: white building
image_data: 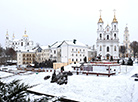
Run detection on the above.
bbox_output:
[123,25,131,57]
[96,11,119,60]
[50,39,88,63]
[5,30,34,51]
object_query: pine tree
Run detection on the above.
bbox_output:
[0,80,31,102]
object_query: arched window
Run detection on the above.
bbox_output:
[100,46,102,51]
[114,46,116,51]
[107,47,109,52]
[100,34,102,39]
[114,25,116,30]
[107,35,109,40]
[100,25,102,29]
[21,42,23,46]
[114,34,116,39]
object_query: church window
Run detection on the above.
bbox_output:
[100,25,102,29]
[107,35,109,40]
[107,47,109,52]
[114,25,116,30]
[126,37,127,40]
[114,46,116,51]
[21,42,23,46]
[114,34,116,39]
[100,46,102,51]
[100,34,102,39]
[54,50,56,54]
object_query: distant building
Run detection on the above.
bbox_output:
[123,25,131,57]
[96,10,119,60]
[5,30,34,51]
[17,50,35,66]
[35,46,50,63]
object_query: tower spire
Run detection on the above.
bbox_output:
[112,9,118,23]
[98,9,103,23]
[23,28,28,38]
[6,29,9,36]
[12,32,15,40]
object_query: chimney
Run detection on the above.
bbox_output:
[73,39,76,44]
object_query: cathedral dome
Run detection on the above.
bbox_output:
[112,15,118,23]
[23,34,28,37]
[98,16,103,23]
[23,29,28,37]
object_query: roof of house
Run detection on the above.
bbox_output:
[50,40,87,48]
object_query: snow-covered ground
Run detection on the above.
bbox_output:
[0,64,138,102]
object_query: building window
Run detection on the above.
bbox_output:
[72,49,74,51]
[80,59,82,61]
[76,59,78,61]
[21,42,23,46]
[107,47,109,52]
[76,54,78,56]
[114,34,116,39]
[114,25,116,30]
[114,46,116,51]
[100,34,102,39]
[80,49,81,52]
[80,54,81,56]
[107,35,109,40]
[76,49,78,51]
[72,59,74,61]
[100,25,102,29]
[100,46,102,51]
[54,50,56,54]
[126,36,127,40]
[83,49,85,52]
[72,54,74,56]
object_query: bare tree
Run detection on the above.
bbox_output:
[119,45,126,58]
[5,48,17,60]
[130,41,138,58]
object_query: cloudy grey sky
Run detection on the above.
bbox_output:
[0,0,138,47]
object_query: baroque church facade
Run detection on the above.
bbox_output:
[5,30,34,51]
[96,11,119,60]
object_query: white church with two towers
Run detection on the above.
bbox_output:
[96,10,119,60]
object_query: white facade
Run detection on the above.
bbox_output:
[5,30,34,51]
[50,40,88,63]
[123,25,131,56]
[96,12,119,60]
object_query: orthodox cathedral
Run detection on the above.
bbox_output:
[96,10,119,60]
[5,30,34,51]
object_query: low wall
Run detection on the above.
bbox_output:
[53,63,69,69]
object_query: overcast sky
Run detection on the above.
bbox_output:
[0,0,138,48]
